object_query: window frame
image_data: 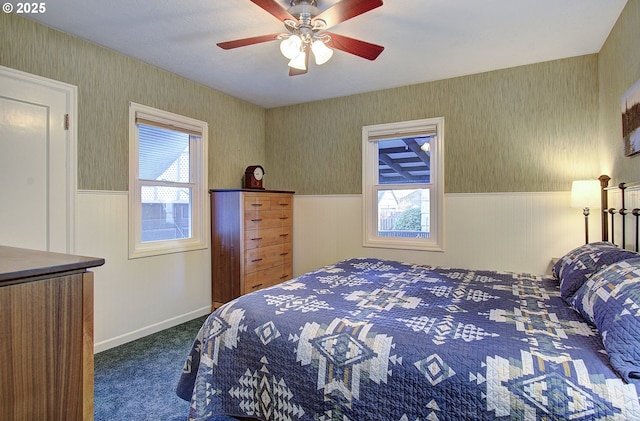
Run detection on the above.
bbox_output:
[362,117,444,251]
[128,102,208,259]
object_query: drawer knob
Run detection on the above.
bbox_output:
[280,275,289,279]
[251,218,263,222]
[280,233,289,237]
[252,258,263,263]
[280,252,289,256]
[251,203,263,207]
[279,217,289,220]
[251,237,262,241]
[251,283,263,289]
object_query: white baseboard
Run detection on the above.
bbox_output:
[94,306,211,354]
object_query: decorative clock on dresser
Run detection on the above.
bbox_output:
[209,188,294,308]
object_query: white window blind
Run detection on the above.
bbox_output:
[128,102,208,258]
[362,117,444,251]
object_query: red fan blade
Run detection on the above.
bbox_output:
[325,32,384,60]
[314,0,383,28]
[251,0,298,22]
[289,45,310,76]
[217,33,281,50]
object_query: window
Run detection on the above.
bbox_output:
[362,117,444,251]
[128,102,208,258]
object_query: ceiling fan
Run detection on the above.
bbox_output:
[217,0,384,76]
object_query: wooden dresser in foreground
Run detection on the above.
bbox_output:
[0,246,104,421]
[210,189,294,308]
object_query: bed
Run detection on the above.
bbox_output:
[177,177,640,420]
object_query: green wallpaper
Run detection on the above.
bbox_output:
[0,13,265,191]
[265,56,600,194]
[6,4,636,196]
[598,0,640,184]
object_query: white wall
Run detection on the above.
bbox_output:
[293,192,594,277]
[75,191,211,353]
[76,189,593,353]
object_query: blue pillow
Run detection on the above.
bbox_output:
[552,242,640,301]
[570,257,640,383]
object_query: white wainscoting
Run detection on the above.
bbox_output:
[76,189,589,353]
[293,192,591,277]
[75,190,211,353]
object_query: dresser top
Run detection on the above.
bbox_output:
[0,246,105,284]
[209,189,295,194]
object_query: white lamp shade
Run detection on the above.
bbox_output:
[570,180,601,209]
[311,40,333,65]
[280,35,302,60]
[288,51,307,70]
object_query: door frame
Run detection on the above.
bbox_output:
[0,65,78,253]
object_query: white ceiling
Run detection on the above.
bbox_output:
[27,0,628,109]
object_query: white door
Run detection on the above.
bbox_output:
[0,66,77,253]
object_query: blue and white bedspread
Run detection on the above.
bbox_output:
[176,258,640,420]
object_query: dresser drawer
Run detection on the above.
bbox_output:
[243,195,271,210]
[277,208,293,226]
[271,195,292,209]
[279,242,293,265]
[244,209,293,230]
[270,195,293,227]
[244,242,293,273]
[263,263,293,287]
[244,194,291,210]
[243,263,293,294]
[244,226,292,250]
[243,271,268,294]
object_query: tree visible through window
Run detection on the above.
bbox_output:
[362,117,444,251]
[376,136,432,240]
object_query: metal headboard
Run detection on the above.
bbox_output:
[600,174,640,251]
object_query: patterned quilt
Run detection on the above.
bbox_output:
[176,258,640,420]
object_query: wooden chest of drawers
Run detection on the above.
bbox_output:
[0,246,104,421]
[210,189,294,308]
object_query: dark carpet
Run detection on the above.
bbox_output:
[94,315,243,421]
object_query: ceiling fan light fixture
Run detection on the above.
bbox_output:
[288,51,307,70]
[216,0,385,76]
[280,35,302,59]
[311,39,333,65]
